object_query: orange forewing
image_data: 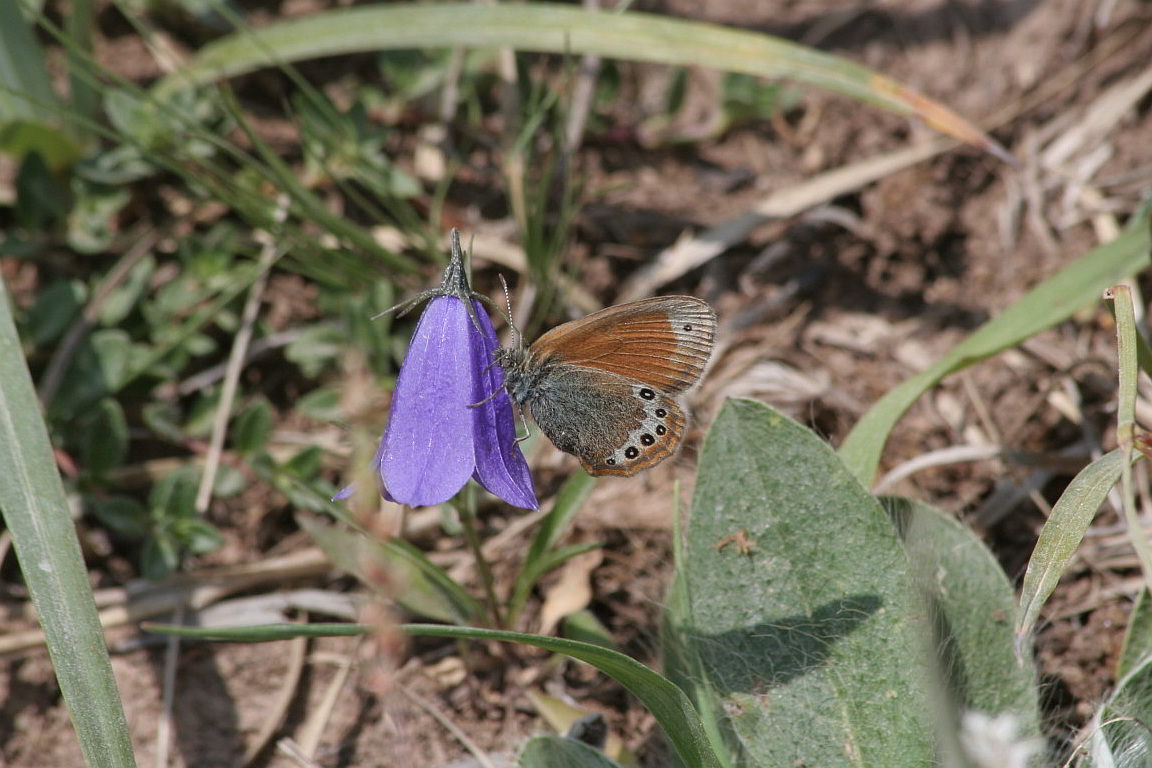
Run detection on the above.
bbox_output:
[529,296,716,394]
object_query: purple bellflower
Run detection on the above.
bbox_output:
[337,230,538,510]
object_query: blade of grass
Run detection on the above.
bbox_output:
[1014,448,1127,649]
[144,621,366,641]
[65,0,97,133]
[219,88,417,274]
[839,221,1152,486]
[507,471,596,624]
[0,281,136,768]
[1107,285,1152,593]
[150,2,1003,157]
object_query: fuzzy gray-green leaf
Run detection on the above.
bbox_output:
[518,736,625,768]
[1087,651,1152,765]
[884,497,1040,742]
[674,398,933,767]
[1015,449,1125,643]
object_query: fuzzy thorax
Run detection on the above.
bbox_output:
[492,347,546,406]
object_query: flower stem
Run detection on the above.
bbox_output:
[459,485,506,629]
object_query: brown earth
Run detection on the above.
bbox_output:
[3,0,1152,765]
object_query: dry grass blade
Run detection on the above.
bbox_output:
[873,444,1005,494]
[618,138,950,301]
[399,684,502,768]
[247,630,309,767]
[1040,63,1152,171]
[195,231,282,512]
[0,548,329,655]
[291,640,360,759]
[274,739,322,768]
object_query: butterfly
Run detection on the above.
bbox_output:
[492,296,717,476]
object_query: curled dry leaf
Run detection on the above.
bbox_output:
[538,549,604,637]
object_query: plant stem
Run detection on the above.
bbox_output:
[458,486,505,628]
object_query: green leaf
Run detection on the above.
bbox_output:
[87,495,149,538]
[518,736,625,768]
[127,259,272,391]
[184,390,221,439]
[212,464,247,498]
[509,471,596,623]
[509,542,603,626]
[21,279,86,347]
[839,222,1152,486]
[15,149,70,229]
[1086,652,1152,765]
[295,385,343,422]
[66,180,132,254]
[88,328,136,392]
[1015,449,1126,643]
[0,277,135,768]
[0,120,82,170]
[175,518,223,554]
[232,398,274,454]
[883,497,1040,741]
[282,445,323,478]
[1119,589,1152,680]
[674,399,933,767]
[255,460,340,513]
[343,281,396,375]
[1107,285,1152,610]
[79,397,129,475]
[141,533,180,580]
[284,322,344,378]
[149,466,200,521]
[98,255,155,326]
[142,400,185,443]
[49,329,138,420]
[529,471,596,556]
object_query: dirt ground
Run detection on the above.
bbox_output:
[3,0,1152,765]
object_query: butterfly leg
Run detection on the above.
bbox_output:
[515,405,532,444]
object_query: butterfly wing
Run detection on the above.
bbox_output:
[529,296,716,394]
[526,371,686,477]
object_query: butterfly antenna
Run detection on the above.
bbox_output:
[498,273,522,348]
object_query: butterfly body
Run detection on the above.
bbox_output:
[494,296,716,476]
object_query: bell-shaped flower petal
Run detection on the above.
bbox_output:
[376,294,479,505]
[467,300,537,509]
[337,230,538,510]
